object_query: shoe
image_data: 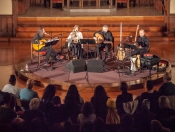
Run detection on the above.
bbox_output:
[43,62,50,67]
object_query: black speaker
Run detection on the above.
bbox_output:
[66,59,86,73]
[87,59,104,73]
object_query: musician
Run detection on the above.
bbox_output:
[124,29,149,56]
[93,25,114,61]
[31,27,59,66]
[66,25,83,59]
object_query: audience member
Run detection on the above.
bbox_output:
[80,122,94,132]
[10,117,26,132]
[106,98,120,124]
[64,84,84,123]
[117,114,138,132]
[155,96,175,132]
[0,93,17,124]
[106,99,121,132]
[63,120,73,132]
[2,74,20,98]
[151,120,171,132]
[39,84,56,119]
[139,80,159,113]
[20,79,39,101]
[47,96,64,124]
[116,82,133,117]
[158,72,175,96]
[77,101,96,125]
[22,98,45,124]
[93,117,108,132]
[134,99,154,132]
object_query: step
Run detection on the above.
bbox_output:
[16,26,164,32]
[15,32,166,38]
[17,16,164,22]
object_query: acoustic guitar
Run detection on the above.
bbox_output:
[94,33,113,44]
[32,39,47,50]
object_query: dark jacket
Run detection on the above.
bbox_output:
[158,82,175,96]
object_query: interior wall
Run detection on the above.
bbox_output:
[170,0,175,14]
[0,0,12,15]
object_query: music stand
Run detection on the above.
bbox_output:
[79,39,96,91]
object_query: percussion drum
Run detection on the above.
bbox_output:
[117,49,125,61]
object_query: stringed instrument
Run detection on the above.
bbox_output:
[94,33,112,44]
[32,38,47,50]
[134,25,139,47]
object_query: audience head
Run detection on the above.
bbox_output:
[52,96,61,106]
[94,85,107,98]
[120,114,134,129]
[42,84,56,102]
[80,123,94,132]
[163,72,172,82]
[29,98,40,110]
[11,117,25,131]
[146,80,154,90]
[81,101,94,117]
[120,82,129,93]
[26,79,34,89]
[9,74,16,85]
[106,98,116,109]
[30,118,42,132]
[158,96,171,109]
[142,99,150,110]
[151,120,171,132]
[63,121,73,132]
[65,84,80,104]
[93,117,106,132]
[3,93,11,105]
[139,29,145,37]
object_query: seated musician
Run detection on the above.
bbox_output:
[66,25,83,59]
[93,25,114,61]
[124,29,149,57]
[31,27,60,66]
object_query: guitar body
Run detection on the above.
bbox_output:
[95,33,104,44]
[32,39,46,50]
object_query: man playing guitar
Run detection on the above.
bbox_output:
[93,25,114,61]
[31,27,61,66]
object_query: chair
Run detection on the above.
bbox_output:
[31,43,47,67]
[50,0,64,8]
[116,0,130,8]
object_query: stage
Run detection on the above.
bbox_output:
[15,53,170,92]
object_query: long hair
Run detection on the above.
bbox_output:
[81,102,94,117]
[64,84,80,105]
[93,85,108,99]
[41,84,56,103]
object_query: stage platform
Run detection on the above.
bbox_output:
[15,54,170,92]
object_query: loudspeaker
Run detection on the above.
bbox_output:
[87,59,104,73]
[66,59,86,73]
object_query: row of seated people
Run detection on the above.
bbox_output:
[0,72,175,132]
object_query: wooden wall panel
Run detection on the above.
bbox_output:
[169,15,175,30]
[7,18,12,35]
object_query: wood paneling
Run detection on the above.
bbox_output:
[0,17,12,36]
[169,15,175,30]
[18,0,30,14]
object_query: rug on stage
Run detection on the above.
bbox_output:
[28,59,156,84]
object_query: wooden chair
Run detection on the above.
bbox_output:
[31,43,47,66]
[50,0,64,8]
[116,0,130,8]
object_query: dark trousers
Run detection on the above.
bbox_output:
[97,43,111,59]
[37,46,57,62]
[70,43,83,59]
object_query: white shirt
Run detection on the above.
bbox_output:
[2,84,21,98]
[67,31,83,47]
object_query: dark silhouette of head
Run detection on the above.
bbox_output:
[94,85,107,98]
[146,80,154,90]
[81,101,94,117]
[64,84,80,104]
[93,117,106,132]
[52,96,61,106]
[41,84,56,102]
[120,114,134,130]
[80,122,94,132]
[120,82,128,93]
[9,74,16,86]
[3,93,11,105]
[63,121,73,132]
